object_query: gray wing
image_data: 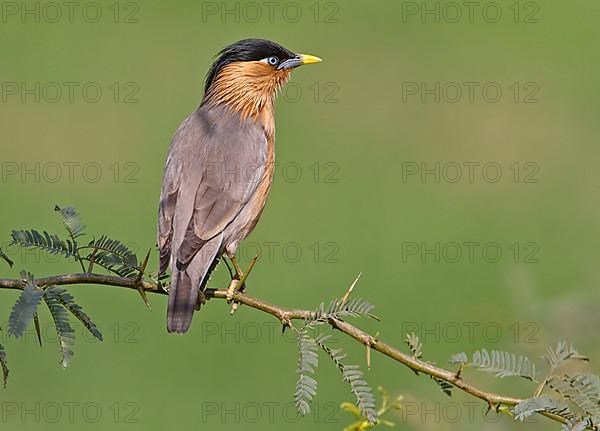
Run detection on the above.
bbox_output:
[157,143,181,273]
[158,104,267,273]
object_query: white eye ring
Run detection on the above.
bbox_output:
[262,56,279,66]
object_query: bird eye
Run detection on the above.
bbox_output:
[264,56,279,66]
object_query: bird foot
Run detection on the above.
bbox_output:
[225,278,239,302]
[195,290,207,311]
[228,255,259,315]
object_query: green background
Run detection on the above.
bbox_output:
[1,1,599,430]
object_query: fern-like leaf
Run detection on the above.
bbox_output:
[83,235,139,277]
[312,298,378,322]
[562,419,591,431]
[513,396,574,422]
[431,376,452,397]
[454,348,537,382]
[544,342,589,371]
[0,247,13,267]
[54,205,85,239]
[315,335,378,424]
[43,289,75,368]
[449,352,469,365]
[548,373,600,423]
[45,286,102,341]
[341,366,378,424]
[562,419,592,431]
[0,343,8,388]
[8,272,44,338]
[294,331,318,416]
[405,333,422,359]
[10,229,75,257]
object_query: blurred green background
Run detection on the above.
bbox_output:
[1,0,599,429]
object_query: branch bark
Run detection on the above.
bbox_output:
[0,272,569,427]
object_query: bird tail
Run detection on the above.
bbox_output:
[167,235,222,334]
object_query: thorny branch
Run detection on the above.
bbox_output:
[0,272,575,427]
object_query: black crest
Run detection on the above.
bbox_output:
[204,38,296,93]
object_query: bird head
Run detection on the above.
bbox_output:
[202,38,321,118]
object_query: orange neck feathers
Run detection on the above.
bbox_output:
[203,61,291,131]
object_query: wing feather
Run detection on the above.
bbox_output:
[158,105,267,272]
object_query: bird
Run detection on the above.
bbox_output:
[157,38,321,334]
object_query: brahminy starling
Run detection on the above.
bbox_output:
[158,38,321,333]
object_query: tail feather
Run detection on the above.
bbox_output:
[167,270,197,333]
[167,235,222,334]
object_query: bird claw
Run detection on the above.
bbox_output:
[195,290,207,311]
[225,278,239,302]
[229,301,240,315]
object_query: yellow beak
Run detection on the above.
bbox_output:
[299,54,322,65]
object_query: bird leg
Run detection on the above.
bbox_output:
[226,255,259,314]
[230,255,245,279]
[222,256,235,280]
[225,278,238,303]
[225,255,245,302]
